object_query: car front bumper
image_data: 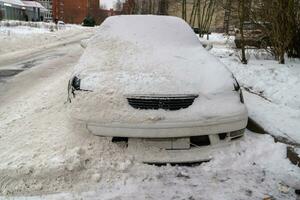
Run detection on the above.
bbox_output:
[85,112,248,138]
[127,137,239,164]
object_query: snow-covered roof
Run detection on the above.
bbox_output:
[0,0,47,11]
[22,0,47,11]
[0,0,25,6]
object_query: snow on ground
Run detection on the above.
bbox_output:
[1,133,299,200]
[0,28,299,199]
[0,21,90,57]
[200,33,300,144]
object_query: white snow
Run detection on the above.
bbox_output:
[0,0,25,6]
[22,1,46,10]
[0,25,50,35]
[71,16,246,124]
[199,33,300,144]
[76,16,235,94]
[0,22,299,199]
[0,21,89,56]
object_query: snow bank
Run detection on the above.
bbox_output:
[0,21,91,56]
[200,33,300,143]
[0,20,55,30]
[1,131,298,199]
[76,16,235,95]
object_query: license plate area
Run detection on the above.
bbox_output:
[134,138,190,150]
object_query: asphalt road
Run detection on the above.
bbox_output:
[0,36,87,107]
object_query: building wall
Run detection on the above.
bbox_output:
[53,0,89,24]
[0,2,26,20]
[36,0,52,20]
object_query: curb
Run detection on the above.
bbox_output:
[287,147,300,167]
[247,117,300,168]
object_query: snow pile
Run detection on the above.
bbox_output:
[225,55,300,110]
[0,20,299,199]
[200,33,235,46]
[0,20,55,29]
[0,21,93,56]
[1,129,299,199]
[0,25,50,35]
[199,33,300,143]
[70,16,246,124]
[76,16,235,94]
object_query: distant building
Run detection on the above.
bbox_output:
[52,0,125,24]
[35,0,52,21]
[52,0,90,24]
[0,0,47,21]
[0,0,26,20]
[22,1,48,21]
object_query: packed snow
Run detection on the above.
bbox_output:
[0,18,299,199]
[71,16,246,124]
[200,33,300,144]
[0,21,90,57]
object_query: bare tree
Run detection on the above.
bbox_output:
[189,0,217,36]
[129,0,162,14]
[114,0,123,11]
[223,0,232,34]
[182,0,187,21]
[256,0,296,64]
[237,0,247,64]
[287,0,300,58]
[158,0,169,15]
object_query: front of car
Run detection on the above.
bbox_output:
[68,15,248,163]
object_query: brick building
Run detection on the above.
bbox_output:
[52,0,124,24]
[52,0,90,23]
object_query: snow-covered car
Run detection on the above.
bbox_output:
[68,15,248,163]
[57,21,65,30]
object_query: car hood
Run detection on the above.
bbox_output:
[73,16,235,95]
[74,42,235,95]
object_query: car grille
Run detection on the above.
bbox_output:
[126,95,198,111]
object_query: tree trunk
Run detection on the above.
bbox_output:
[279,51,285,64]
[224,0,232,34]
[238,0,247,64]
[182,0,187,21]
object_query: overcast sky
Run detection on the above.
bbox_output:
[100,0,118,9]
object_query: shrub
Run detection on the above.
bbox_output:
[83,16,96,27]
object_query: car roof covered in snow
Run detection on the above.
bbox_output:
[98,15,199,47]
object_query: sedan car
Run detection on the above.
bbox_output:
[68,15,248,163]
